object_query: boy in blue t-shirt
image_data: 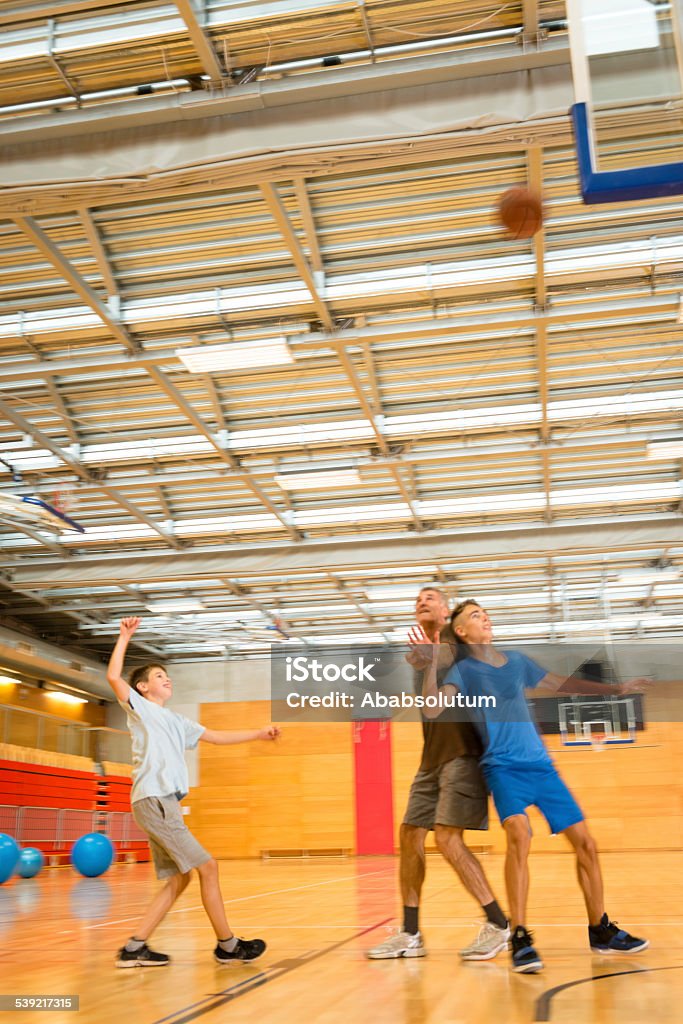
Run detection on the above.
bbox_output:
[415,600,650,974]
[107,617,281,968]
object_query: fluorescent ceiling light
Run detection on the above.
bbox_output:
[45,691,88,705]
[275,469,362,490]
[146,599,206,612]
[616,568,680,584]
[551,482,681,505]
[142,579,225,590]
[366,585,425,600]
[362,600,416,612]
[176,338,294,373]
[306,633,387,644]
[647,440,683,460]
[341,565,436,579]
[293,502,411,525]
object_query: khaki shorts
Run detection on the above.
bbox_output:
[403,755,488,831]
[132,795,211,879]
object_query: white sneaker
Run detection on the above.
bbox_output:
[367,929,426,959]
[460,921,511,961]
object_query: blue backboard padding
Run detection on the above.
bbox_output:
[571,102,683,203]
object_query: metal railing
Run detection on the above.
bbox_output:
[2,804,147,850]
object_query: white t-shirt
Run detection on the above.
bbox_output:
[119,688,205,803]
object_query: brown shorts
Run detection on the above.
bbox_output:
[132,795,211,879]
[402,755,488,831]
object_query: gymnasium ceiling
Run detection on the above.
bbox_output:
[0,0,682,665]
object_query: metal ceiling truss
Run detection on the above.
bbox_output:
[1,2,682,660]
[12,214,301,542]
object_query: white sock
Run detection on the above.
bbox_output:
[124,937,146,952]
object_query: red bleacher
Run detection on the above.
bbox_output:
[97,774,137,813]
[0,759,97,810]
[0,757,149,865]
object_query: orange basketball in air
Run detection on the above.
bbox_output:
[498,187,544,239]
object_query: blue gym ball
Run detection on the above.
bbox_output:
[17,847,44,879]
[0,834,20,885]
[70,833,114,878]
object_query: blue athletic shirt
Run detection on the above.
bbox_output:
[442,649,550,771]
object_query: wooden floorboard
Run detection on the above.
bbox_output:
[0,851,680,1024]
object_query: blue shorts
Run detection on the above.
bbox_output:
[485,761,584,835]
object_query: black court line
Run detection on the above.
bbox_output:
[534,965,683,1021]
[151,917,393,1024]
[151,975,266,1024]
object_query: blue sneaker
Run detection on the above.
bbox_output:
[589,914,649,954]
[510,926,543,973]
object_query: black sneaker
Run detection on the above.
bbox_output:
[116,943,170,968]
[510,926,543,973]
[589,914,649,954]
[214,937,267,964]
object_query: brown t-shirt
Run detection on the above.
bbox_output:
[414,623,483,772]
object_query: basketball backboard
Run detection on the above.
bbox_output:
[0,492,85,534]
[567,0,683,202]
[559,695,639,746]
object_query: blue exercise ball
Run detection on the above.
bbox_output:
[0,834,20,885]
[70,833,114,878]
[17,847,44,879]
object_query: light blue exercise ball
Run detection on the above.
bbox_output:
[70,833,114,878]
[0,834,20,885]
[17,847,44,879]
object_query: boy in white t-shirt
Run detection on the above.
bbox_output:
[107,616,280,968]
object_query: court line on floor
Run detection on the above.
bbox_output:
[150,917,393,1024]
[534,966,683,1022]
[85,868,390,930]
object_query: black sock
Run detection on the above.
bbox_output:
[403,906,419,934]
[482,901,508,929]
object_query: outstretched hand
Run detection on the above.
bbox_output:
[619,677,653,695]
[119,617,140,639]
[257,725,281,741]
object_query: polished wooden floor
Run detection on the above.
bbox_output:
[0,851,681,1024]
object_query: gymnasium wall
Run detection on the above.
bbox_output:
[186,697,683,858]
[184,701,354,858]
[0,679,105,726]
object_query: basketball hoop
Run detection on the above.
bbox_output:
[590,731,606,752]
[52,486,76,515]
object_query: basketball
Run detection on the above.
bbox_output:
[498,187,544,238]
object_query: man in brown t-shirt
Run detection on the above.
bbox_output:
[367,587,509,961]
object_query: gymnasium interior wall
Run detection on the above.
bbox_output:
[0,680,105,726]
[181,696,682,859]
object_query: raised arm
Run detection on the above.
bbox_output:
[106,617,140,703]
[200,725,281,745]
[408,624,459,720]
